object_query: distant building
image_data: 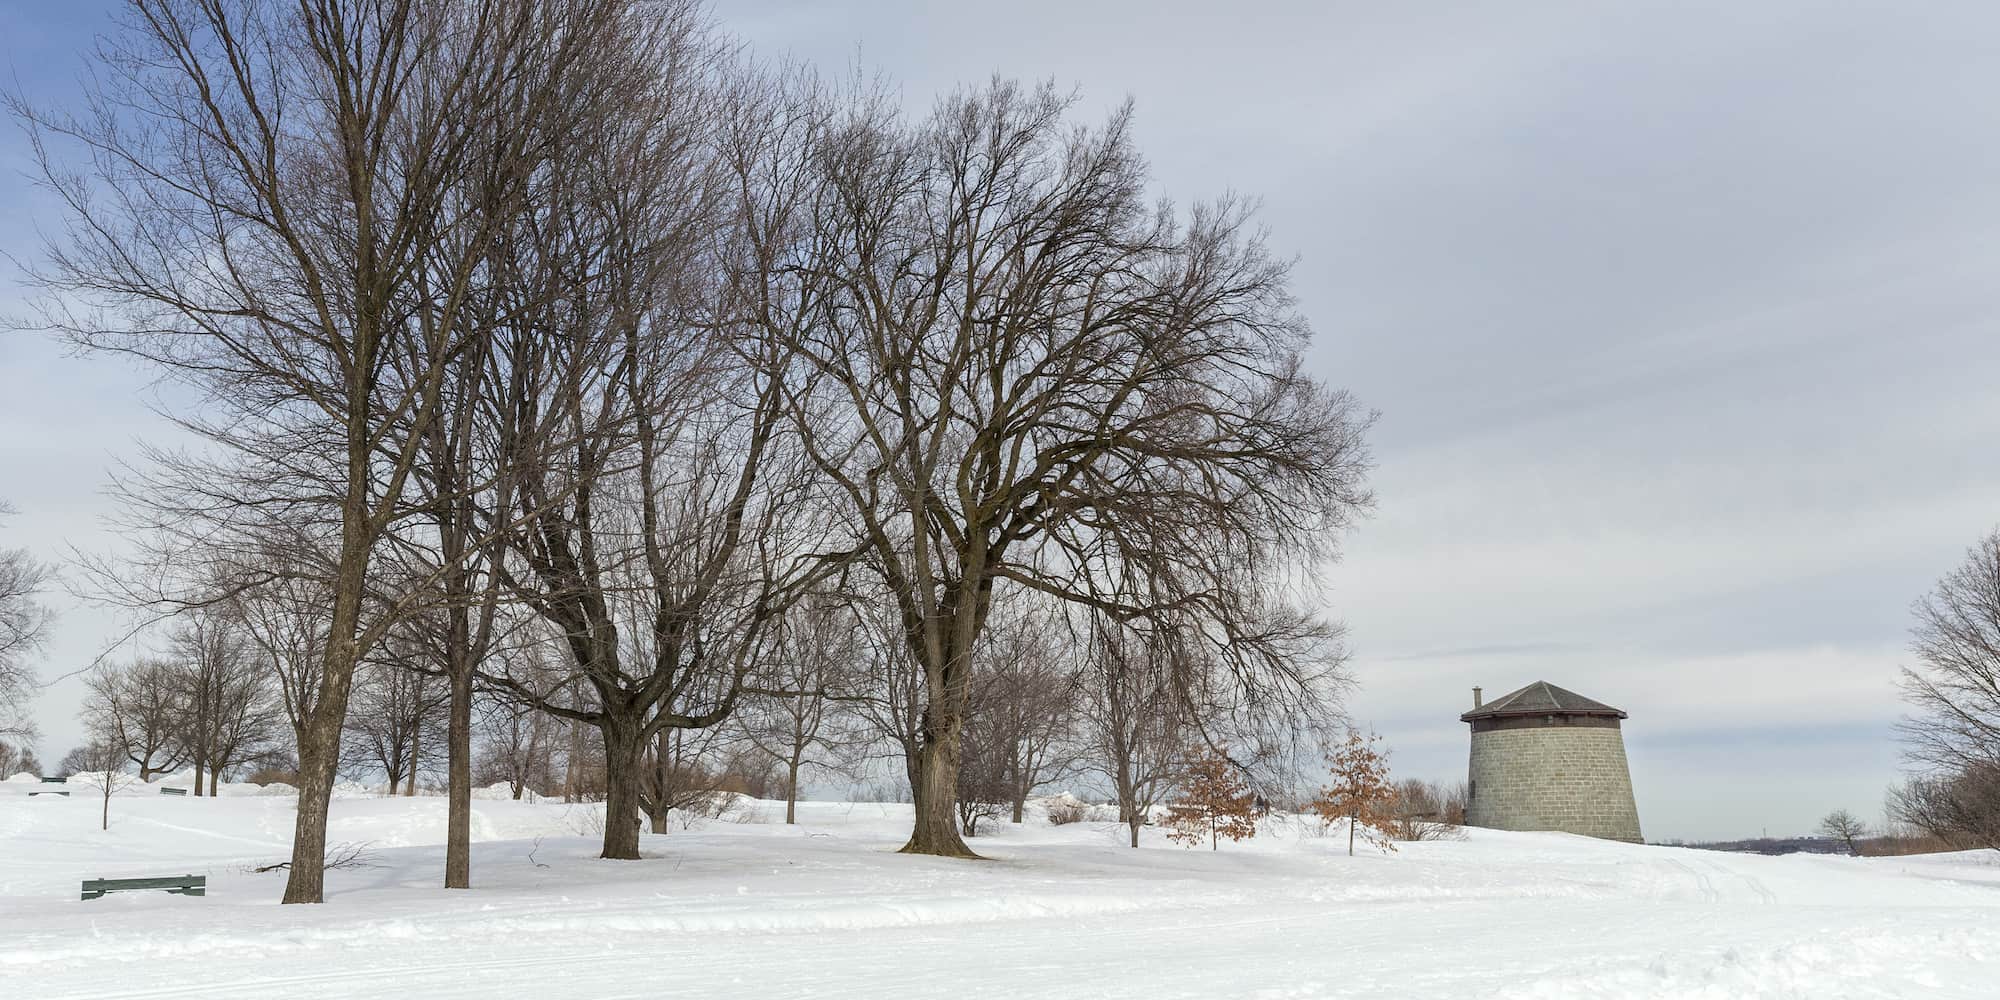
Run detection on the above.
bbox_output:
[1462,681,1642,842]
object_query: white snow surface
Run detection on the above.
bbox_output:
[2,782,1997,999]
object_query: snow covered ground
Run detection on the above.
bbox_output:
[3,774,1997,999]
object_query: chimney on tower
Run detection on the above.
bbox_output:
[1472,686,1483,709]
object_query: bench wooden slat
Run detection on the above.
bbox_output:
[158,787,188,796]
[80,875,206,900]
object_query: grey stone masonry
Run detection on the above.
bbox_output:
[1466,726,1642,842]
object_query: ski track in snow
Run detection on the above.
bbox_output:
[2,775,1998,999]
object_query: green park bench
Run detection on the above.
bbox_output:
[159,787,188,796]
[39,776,64,783]
[81,875,206,900]
[29,790,69,797]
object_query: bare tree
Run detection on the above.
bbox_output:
[478,13,837,860]
[167,613,282,794]
[84,659,188,781]
[474,691,556,800]
[66,741,137,831]
[848,585,934,809]
[344,656,448,796]
[777,80,1371,856]
[636,726,733,834]
[0,502,53,739]
[1888,767,2000,852]
[228,540,332,714]
[1900,530,2000,775]
[737,595,868,823]
[1391,778,1468,842]
[560,717,608,804]
[1889,529,2000,858]
[974,607,1084,824]
[954,633,1071,837]
[15,0,631,903]
[1084,621,1190,848]
[1818,809,1869,855]
[953,711,1010,838]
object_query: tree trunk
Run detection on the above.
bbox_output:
[901,737,977,858]
[599,717,644,860]
[785,757,800,825]
[282,703,346,903]
[405,726,420,796]
[101,786,110,830]
[282,561,367,904]
[540,732,556,802]
[1116,755,1142,848]
[444,651,473,888]
[565,718,584,803]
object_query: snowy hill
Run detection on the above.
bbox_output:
[2,781,1996,998]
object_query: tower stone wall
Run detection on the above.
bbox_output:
[1465,724,1641,842]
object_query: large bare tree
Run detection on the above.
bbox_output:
[779,81,1372,856]
[17,0,634,902]
[475,14,841,860]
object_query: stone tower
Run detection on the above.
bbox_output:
[1461,681,1642,842]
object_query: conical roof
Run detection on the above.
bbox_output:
[1460,680,1627,722]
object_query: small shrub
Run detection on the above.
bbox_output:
[564,803,608,838]
[1392,778,1468,842]
[1047,799,1087,826]
[957,798,1003,837]
[1860,830,1964,856]
[244,767,301,787]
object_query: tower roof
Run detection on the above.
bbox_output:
[1461,680,1628,722]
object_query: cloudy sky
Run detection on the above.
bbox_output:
[5,0,1998,841]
